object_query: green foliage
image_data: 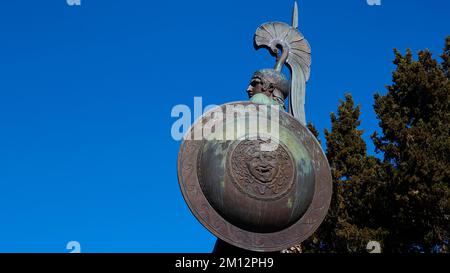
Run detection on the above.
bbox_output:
[303,94,388,253]
[442,37,450,78]
[303,36,450,253]
[307,122,320,144]
[372,38,450,253]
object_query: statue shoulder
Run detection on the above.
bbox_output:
[250,93,285,110]
[250,93,277,105]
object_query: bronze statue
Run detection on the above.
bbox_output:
[177,2,332,252]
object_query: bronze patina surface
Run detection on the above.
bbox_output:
[178,102,332,252]
[177,2,332,252]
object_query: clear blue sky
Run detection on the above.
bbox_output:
[0,0,448,253]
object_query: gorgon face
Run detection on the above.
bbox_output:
[247,150,279,183]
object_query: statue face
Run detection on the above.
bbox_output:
[247,150,279,183]
[246,76,265,99]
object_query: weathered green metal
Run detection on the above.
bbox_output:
[177,2,331,252]
[178,102,332,252]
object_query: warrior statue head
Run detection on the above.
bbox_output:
[247,69,290,109]
[248,1,311,125]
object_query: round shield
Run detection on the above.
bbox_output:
[177,102,332,252]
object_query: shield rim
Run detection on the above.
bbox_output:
[177,102,332,252]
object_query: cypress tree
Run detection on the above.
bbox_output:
[304,94,387,253]
[372,37,450,252]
